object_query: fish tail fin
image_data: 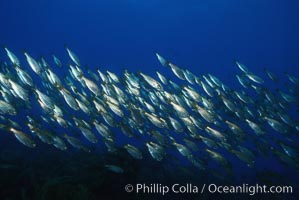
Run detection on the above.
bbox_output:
[0,124,8,131]
[155,53,169,66]
[234,58,239,64]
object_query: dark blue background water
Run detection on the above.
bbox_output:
[1,0,298,76]
[0,0,299,199]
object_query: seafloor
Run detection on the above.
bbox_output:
[0,142,298,200]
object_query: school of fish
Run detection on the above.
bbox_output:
[0,46,299,174]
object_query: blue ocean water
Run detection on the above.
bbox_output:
[0,0,299,199]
